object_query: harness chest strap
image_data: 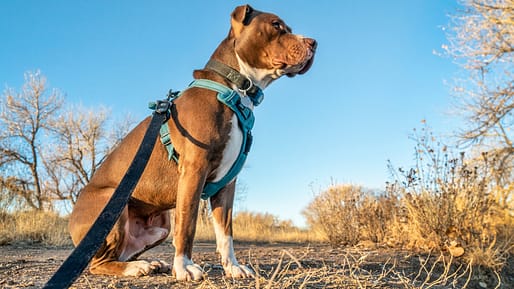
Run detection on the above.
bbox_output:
[155,79,258,200]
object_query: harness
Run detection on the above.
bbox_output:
[151,67,264,200]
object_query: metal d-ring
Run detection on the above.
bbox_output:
[238,76,253,96]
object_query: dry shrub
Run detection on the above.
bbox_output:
[0,210,70,246]
[303,184,398,247]
[388,126,514,271]
[359,193,399,243]
[303,125,513,279]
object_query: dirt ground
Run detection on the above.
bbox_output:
[0,241,512,289]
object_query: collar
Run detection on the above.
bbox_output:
[205,59,264,106]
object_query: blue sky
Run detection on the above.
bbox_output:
[1,1,461,226]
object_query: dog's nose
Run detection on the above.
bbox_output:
[304,38,317,51]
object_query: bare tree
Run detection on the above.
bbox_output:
[444,0,514,184]
[0,176,30,211]
[0,71,135,212]
[43,106,108,204]
[45,106,133,205]
[0,71,63,210]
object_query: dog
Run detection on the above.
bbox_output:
[69,4,316,281]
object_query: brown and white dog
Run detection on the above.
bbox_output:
[69,4,316,281]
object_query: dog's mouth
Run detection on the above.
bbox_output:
[274,39,317,78]
[287,49,315,77]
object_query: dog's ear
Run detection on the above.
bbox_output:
[230,4,254,38]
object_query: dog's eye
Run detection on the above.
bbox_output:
[271,21,282,31]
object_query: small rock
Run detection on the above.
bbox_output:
[447,242,465,257]
[448,246,464,257]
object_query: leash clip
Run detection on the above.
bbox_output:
[149,100,172,123]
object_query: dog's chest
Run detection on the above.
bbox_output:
[212,114,243,183]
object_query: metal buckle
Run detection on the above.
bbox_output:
[155,100,171,114]
[154,100,172,123]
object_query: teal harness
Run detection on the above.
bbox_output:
[151,79,263,200]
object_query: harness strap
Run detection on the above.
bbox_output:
[155,79,257,200]
[189,79,255,130]
[149,95,179,163]
[159,124,178,162]
[189,79,255,199]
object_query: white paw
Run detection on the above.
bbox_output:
[174,263,204,281]
[225,264,255,278]
[122,260,153,277]
[173,255,204,281]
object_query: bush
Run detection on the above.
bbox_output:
[388,127,514,269]
[303,184,398,247]
[303,125,513,274]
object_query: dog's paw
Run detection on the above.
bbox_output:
[173,255,204,281]
[173,263,204,281]
[122,260,154,277]
[225,264,255,278]
[150,260,171,273]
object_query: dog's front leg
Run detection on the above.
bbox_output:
[210,181,255,278]
[172,160,206,281]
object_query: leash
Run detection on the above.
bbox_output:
[43,98,174,289]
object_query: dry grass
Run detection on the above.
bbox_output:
[0,210,70,246]
[1,209,512,288]
[0,209,320,247]
[5,242,510,288]
[250,249,472,289]
[195,211,323,244]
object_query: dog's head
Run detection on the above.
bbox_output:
[229,4,317,88]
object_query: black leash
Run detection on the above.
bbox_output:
[43,100,173,289]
